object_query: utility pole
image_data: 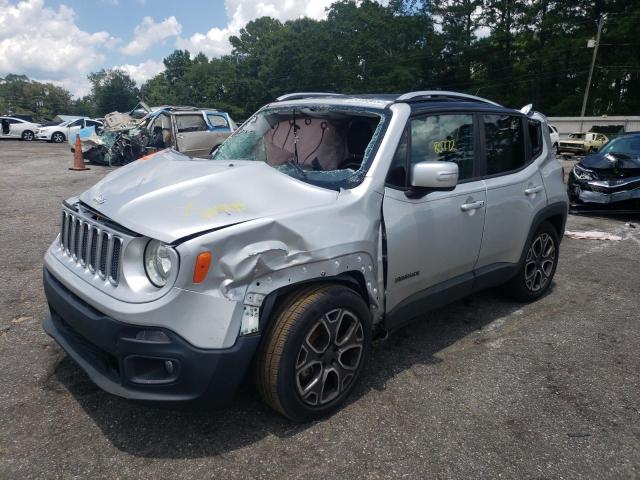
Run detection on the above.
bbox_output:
[580,15,605,117]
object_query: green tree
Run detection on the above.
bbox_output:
[127,0,640,118]
[0,74,75,120]
[87,69,139,115]
[163,50,193,86]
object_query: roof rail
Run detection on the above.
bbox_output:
[276,92,345,102]
[395,90,502,107]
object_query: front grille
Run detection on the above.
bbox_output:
[60,209,124,286]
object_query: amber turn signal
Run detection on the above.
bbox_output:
[193,252,212,284]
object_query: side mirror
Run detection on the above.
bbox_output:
[407,161,459,198]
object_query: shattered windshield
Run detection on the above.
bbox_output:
[211,106,389,190]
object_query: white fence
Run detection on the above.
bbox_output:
[547,116,640,139]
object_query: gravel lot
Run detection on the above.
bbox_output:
[0,140,638,479]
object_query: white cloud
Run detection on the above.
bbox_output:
[121,16,182,56]
[0,0,118,96]
[176,0,336,57]
[114,59,164,85]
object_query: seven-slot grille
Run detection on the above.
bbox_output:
[60,209,123,285]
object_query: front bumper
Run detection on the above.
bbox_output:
[568,175,640,205]
[43,268,260,403]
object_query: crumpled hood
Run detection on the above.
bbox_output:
[580,152,640,171]
[79,149,337,243]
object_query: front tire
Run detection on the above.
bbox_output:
[51,132,65,143]
[256,284,371,422]
[21,130,34,141]
[504,222,559,301]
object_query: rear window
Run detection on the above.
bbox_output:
[483,114,525,175]
[176,115,208,133]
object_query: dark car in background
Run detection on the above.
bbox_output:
[568,132,640,207]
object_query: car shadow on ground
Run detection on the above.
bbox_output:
[52,288,537,459]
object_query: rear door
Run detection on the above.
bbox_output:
[174,113,214,158]
[476,114,547,271]
[383,112,487,322]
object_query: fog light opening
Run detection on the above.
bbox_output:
[135,329,170,343]
[165,360,176,375]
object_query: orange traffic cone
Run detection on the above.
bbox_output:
[69,134,89,171]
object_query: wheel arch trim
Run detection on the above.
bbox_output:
[239,253,381,339]
[517,201,567,268]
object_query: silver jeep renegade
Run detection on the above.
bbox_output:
[43,91,568,421]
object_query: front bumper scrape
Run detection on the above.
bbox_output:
[42,268,259,404]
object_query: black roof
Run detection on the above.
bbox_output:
[407,100,513,115]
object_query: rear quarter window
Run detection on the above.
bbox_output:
[528,120,543,159]
[207,114,229,129]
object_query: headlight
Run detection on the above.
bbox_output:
[144,240,174,287]
[572,164,597,181]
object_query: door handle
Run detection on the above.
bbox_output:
[524,185,544,195]
[460,200,485,212]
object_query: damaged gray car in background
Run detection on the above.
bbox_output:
[568,131,640,208]
[79,102,236,165]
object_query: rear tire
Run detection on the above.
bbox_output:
[256,284,371,422]
[504,222,559,301]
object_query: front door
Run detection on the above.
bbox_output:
[383,113,486,326]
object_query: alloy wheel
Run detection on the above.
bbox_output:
[524,232,556,292]
[53,133,63,143]
[295,308,364,406]
[23,131,34,141]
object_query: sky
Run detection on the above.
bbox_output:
[0,0,339,97]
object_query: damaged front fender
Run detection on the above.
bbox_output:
[175,184,384,337]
